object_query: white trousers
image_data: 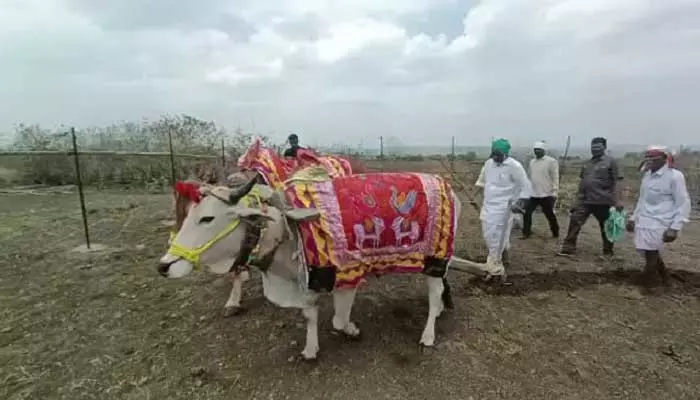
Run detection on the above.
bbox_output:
[481,212,514,263]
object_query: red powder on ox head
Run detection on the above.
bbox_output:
[175,181,203,203]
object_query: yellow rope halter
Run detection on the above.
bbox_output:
[167,188,262,271]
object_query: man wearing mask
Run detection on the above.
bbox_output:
[475,138,531,271]
[283,133,304,157]
[522,141,560,239]
[558,137,623,258]
[627,145,690,286]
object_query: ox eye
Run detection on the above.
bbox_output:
[199,216,215,224]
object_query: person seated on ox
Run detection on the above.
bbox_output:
[283,133,305,158]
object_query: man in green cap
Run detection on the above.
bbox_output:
[475,138,531,273]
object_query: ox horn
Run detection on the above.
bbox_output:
[228,175,258,204]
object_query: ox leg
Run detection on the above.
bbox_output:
[223,270,250,317]
[300,295,320,360]
[419,277,445,347]
[332,288,361,339]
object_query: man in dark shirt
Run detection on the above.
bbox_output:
[558,137,623,257]
[283,134,303,157]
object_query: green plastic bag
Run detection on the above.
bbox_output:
[604,207,627,243]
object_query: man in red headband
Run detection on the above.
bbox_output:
[626,145,691,286]
[638,148,675,172]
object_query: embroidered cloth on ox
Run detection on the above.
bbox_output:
[285,173,456,289]
[237,137,352,190]
[296,148,351,179]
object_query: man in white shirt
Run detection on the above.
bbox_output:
[522,141,560,239]
[626,145,691,286]
[475,138,531,272]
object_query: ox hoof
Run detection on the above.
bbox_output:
[418,342,437,356]
[331,329,363,342]
[484,273,509,286]
[418,343,438,356]
[222,306,246,317]
[300,350,319,363]
[419,336,436,348]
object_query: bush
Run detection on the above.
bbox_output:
[0,115,266,188]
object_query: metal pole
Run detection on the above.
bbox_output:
[560,135,571,183]
[71,127,91,249]
[167,127,176,186]
[451,136,456,173]
[560,135,572,213]
[220,137,226,169]
[379,136,384,172]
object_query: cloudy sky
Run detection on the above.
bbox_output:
[1,0,699,149]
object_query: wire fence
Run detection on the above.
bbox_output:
[2,130,700,251]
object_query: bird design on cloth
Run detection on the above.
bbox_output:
[390,186,418,215]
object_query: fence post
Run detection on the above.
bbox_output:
[560,135,571,181]
[220,137,226,170]
[70,127,91,249]
[167,127,176,186]
[451,136,456,174]
[379,136,384,172]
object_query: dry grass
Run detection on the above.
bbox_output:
[1,162,700,400]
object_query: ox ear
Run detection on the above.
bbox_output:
[199,185,213,196]
[284,208,321,222]
[226,172,248,187]
[228,205,276,221]
[269,191,289,211]
[254,185,275,201]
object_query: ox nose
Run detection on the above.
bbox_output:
[157,262,171,277]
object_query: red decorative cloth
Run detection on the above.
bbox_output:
[285,172,456,289]
[236,137,355,189]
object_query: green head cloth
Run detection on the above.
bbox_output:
[491,138,511,156]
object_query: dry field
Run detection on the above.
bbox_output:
[1,160,699,400]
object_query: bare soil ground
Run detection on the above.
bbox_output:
[1,187,700,400]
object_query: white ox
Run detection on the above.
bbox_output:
[169,172,262,318]
[158,176,504,360]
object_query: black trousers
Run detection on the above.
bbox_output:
[522,196,560,237]
[562,203,613,254]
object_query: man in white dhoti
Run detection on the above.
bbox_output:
[475,138,531,270]
[626,145,690,286]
